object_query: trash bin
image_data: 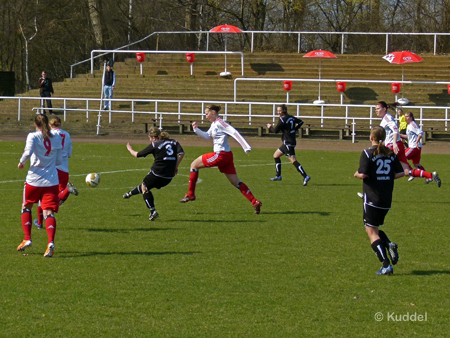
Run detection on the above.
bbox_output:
[136,52,145,63]
[186,53,195,63]
[391,83,401,93]
[337,82,346,92]
[283,80,293,91]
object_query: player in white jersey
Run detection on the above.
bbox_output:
[34,116,79,228]
[180,104,262,214]
[400,112,441,186]
[17,114,63,257]
[375,101,440,185]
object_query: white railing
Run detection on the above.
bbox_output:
[90,49,244,77]
[71,30,450,77]
[1,96,449,143]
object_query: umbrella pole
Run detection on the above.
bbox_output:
[402,66,404,98]
[318,60,321,100]
[224,36,227,73]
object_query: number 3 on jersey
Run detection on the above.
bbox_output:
[165,144,174,156]
[376,158,391,175]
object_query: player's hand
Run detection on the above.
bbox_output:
[393,144,399,154]
[192,121,198,129]
[266,123,272,128]
[18,162,24,169]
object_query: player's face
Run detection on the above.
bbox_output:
[405,114,412,123]
[204,109,217,122]
[276,108,284,116]
[375,104,386,117]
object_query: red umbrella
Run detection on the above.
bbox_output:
[382,51,423,103]
[303,50,337,103]
[210,25,243,76]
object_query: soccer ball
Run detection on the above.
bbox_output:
[85,173,100,187]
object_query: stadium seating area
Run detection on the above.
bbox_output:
[2,53,450,138]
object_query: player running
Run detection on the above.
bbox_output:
[123,127,184,221]
[375,101,440,186]
[179,104,262,214]
[17,114,63,257]
[401,111,440,185]
[354,126,405,275]
[266,104,310,185]
[34,116,78,229]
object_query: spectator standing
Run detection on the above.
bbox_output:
[38,71,54,114]
[103,63,116,110]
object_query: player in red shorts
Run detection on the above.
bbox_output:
[17,114,63,257]
[180,104,262,214]
[34,116,79,228]
[401,111,441,187]
[376,101,440,185]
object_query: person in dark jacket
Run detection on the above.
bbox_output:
[103,64,116,110]
[266,104,310,186]
[38,71,54,114]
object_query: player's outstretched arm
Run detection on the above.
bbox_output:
[126,142,138,158]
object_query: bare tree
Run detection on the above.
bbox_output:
[88,0,103,48]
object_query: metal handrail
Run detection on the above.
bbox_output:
[70,30,450,78]
[2,96,449,142]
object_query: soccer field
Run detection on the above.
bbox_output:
[1,141,449,337]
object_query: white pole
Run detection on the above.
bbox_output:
[97,61,106,135]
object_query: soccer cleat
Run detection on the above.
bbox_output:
[180,194,196,203]
[408,176,415,182]
[270,176,282,181]
[357,192,364,199]
[67,182,78,196]
[17,239,32,251]
[432,172,441,188]
[44,242,55,258]
[388,242,399,265]
[34,219,43,229]
[149,210,159,221]
[303,175,310,186]
[425,178,433,184]
[253,201,262,214]
[375,264,393,276]
[123,191,132,199]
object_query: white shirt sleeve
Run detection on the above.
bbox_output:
[221,123,252,153]
[194,126,212,140]
[20,133,34,164]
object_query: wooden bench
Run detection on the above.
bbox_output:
[143,119,194,134]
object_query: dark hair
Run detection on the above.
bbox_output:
[49,116,62,128]
[35,114,52,140]
[371,126,392,156]
[277,104,288,114]
[206,104,221,113]
[377,101,388,109]
[405,111,415,121]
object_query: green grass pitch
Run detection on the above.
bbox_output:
[0,140,449,337]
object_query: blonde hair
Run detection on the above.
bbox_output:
[49,116,62,128]
[35,114,52,140]
[371,126,392,156]
[148,127,170,140]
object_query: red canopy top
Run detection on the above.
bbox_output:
[382,51,423,64]
[210,25,243,33]
[303,50,337,58]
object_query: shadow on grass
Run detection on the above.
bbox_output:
[410,270,450,275]
[173,219,267,223]
[84,227,179,233]
[265,211,331,216]
[58,251,201,258]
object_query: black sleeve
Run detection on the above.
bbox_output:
[273,118,283,133]
[358,149,370,176]
[294,117,304,130]
[392,155,404,174]
[136,144,155,158]
[176,141,184,155]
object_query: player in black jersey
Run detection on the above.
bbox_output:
[123,127,184,221]
[354,126,404,275]
[266,104,310,186]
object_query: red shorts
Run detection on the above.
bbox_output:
[387,141,408,164]
[405,147,422,165]
[23,183,59,212]
[202,151,236,175]
[57,169,69,193]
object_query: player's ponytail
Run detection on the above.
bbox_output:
[35,114,52,140]
[159,131,170,140]
[371,126,392,157]
[49,116,62,128]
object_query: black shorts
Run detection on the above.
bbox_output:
[143,172,172,191]
[279,144,296,157]
[363,203,389,227]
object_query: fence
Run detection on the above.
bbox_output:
[2,96,449,143]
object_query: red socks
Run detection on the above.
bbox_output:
[188,170,199,197]
[21,209,32,240]
[238,182,257,205]
[410,169,432,179]
[45,215,56,243]
[59,187,70,203]
[37,205,44,226]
